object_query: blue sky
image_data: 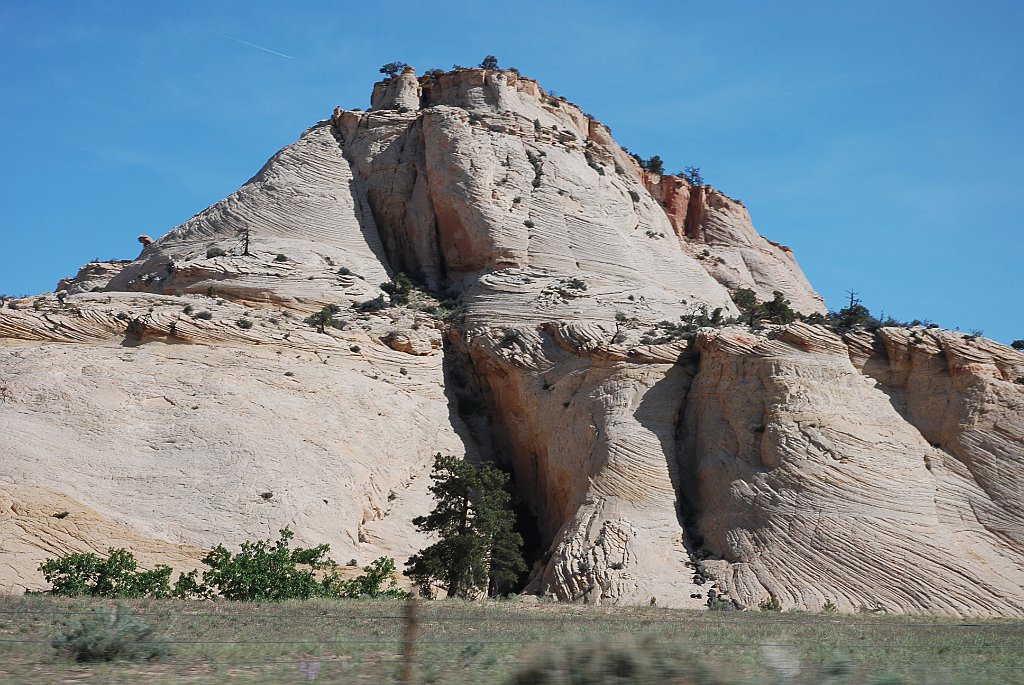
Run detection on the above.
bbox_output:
[1,0,1021,343]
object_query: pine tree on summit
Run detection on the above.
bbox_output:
[405,454,525,598]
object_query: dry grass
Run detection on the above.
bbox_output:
[0,594,1021,684]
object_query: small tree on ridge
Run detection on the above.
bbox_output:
[379,61,408,78]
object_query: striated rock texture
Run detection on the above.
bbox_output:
[684,324,1023,614]
[1,67,1021,613]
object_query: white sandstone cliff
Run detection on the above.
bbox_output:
[1,67,1020,614]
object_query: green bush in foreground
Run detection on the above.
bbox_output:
[507,635,728,685]
[52,604,169,663]
[38,548,173,599]
[179,531,410,601]
[38,529,408,602]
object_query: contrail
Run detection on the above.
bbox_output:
[209,30,293,59]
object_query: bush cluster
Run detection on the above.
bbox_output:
[380,273,414,306]
[37,529,408,602]
[637,305,730,345]
[624,151,665,175]
[731,288,797,326]
[304,304,345,333]
[52,604,169,663]
[507,635,728,685]
[355,272,464,322]
[38,548,173,599]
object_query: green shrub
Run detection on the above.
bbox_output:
[802,311,829,326]
[380,273,414,306]
[274,254,288,262]
[354,295,388,313]
[177,528,409,601]
[304,304,343,333]
[206,247,227,258]
[500,329,524,348]
[524,220,535,228]
[38,549,173,599]
[731,287,758,312]
[730,288,797,326]
[831,302,878,331]
[564,277,587,291]
[189,528,337,601]
[337,266,353,276]
[640,155,664,174]
[479,55,499,69]
[193,310,213,320]
[762,291,797,325]
[1010,340,1023,350]
[708,597,734,611]
[759,594,782,611]
[333,557,410,599]
[822,599,839,613]
[52,604,169,663]
[236,318,253,329]
[506,635,728,685]
[628,190,640,203]
[182,304,193,315]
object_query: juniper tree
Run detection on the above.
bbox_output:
[405,454,525,598]
[379,62,408,78]
[304,304,342,333]
[681,165,704,187]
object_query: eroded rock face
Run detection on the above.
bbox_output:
[0,291,462,592]
[642,174,825,315]
[56,260,130,294]
[850,328,1024,550]
[1,67,1020,613]
[683,324,1023,615]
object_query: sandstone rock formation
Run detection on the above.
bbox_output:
[1,67,1021,614]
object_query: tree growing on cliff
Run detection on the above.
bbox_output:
[479,55,499,70]
[405,454,525,598]
[681,165,704,187]
[643,155,665,174]
[304,304,343,334]
[379,61,408,78]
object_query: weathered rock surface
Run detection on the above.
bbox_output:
[684,323,1023,614]
[1,67,1020,613]
[56,260,130,295]
[643,174,825,315]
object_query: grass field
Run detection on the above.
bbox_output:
[1,594,1021,684]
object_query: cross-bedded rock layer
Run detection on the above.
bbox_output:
[1,67,1020,613]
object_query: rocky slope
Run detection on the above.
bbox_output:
[1,66,1021,614]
